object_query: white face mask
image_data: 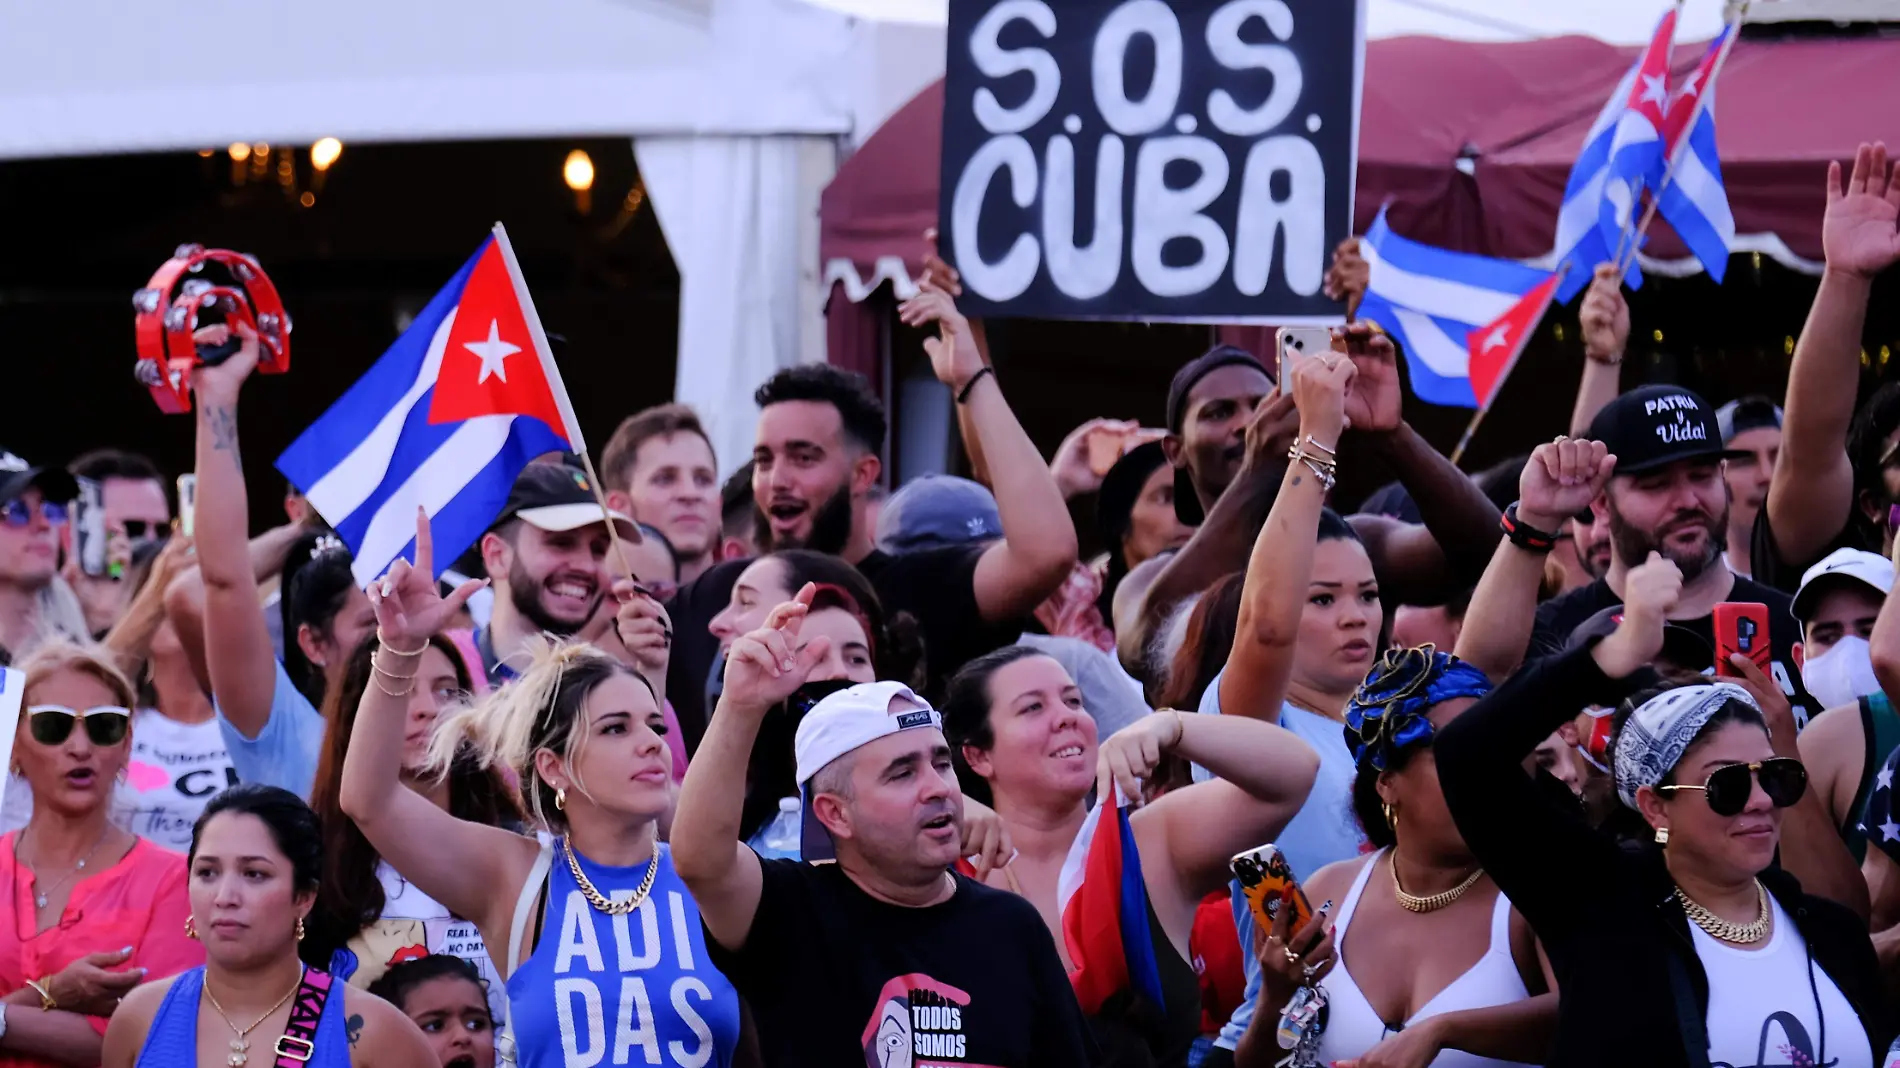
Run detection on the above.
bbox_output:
[1801,635,1883,710]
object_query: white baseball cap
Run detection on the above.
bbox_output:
[1792,548,1894,624]
[794,681,943,861]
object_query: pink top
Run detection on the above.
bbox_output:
[0,834,204,1066]
[663,700,688,783]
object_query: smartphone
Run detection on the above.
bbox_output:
[1713,602,1771,678]
[1231,844,1313,938]
[177,474,197,538]
[1276,326,1334,384]
[73,477,111,579]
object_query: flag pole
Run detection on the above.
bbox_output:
[1615,4,1746,277]
[1448,261,1572,467]
[578,450,643,587]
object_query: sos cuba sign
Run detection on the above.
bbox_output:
[939,0,1364,322]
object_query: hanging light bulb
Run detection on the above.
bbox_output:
[228,143,251,162]
[563,149,595,192]
[311,138,343,172]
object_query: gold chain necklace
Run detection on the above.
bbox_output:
[202,967,304,1067]
[1675,880,1770,945]
[562,834,660,915]
[1391,854,1485,914]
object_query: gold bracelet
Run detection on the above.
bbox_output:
[24,978,56,1011]
[376,631,428,657]
[371,672,416,698]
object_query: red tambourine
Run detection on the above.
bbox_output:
[131,244,291,413]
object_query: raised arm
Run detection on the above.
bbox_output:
[1568,265,1629,436]
[1115,710,1320,909]
[1454,440,1615,679]
[184,324,280,739]
[899,281,1078,622]
[101,534,195,678]
[1220,342,1356,723]
[1339,330,1501,605]
[672,586,831,951]
[336,512,529,940]
[163,522,311,692]
[1871,539,1900,700]
[1768,144,1900,567]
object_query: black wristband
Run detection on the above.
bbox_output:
[956,366,995,404]
[1500,501,1559,554]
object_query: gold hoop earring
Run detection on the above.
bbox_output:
[1383,802,1399,832]
[1654,826,1670,846]
[555,788,566,812]
[295,916,306,942]
[185,916,198,940]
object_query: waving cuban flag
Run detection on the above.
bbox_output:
[1059,794,1165,1016]
[1358,209,1557,409]
[1550,13,1675,302]
[1655,24,1738,281]
[1597,10,1678,255]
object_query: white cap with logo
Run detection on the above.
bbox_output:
[1792,547,1895,624]
[793,681,943,861]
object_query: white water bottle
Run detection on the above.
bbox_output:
[757,797,803,860]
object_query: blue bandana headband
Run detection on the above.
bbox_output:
[1345,645,1493,771]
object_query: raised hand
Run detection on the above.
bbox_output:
[1517,438,1617,533]
[188,319,262,405]
[1822,142,1900,280]
[920,228,963,297]
[959,795,1015,879]
[721,583,834,715]
[1288,345,1358,450]
[1050,417,1138,499]
[1239,391,1301,477]
[1096,710,1185,806]
[1322,236,1369,315]
[1339,325,1401,434]
[1722,647,1798,742]
[366,508,487,651]
[1257,901,1336,1010]
[1592,551,1683,678]
[611,578,673,679]
[1579,264,1630,364]
[897,280,986,392]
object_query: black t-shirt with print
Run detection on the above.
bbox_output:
[711,861,1096,1068]
[858,546,1024,702]
[1531,574,1823,728]
[1748,505,1881,596]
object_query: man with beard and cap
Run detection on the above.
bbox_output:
[663,286,1076,755]
[472,460,647,685]
[1749,143,1900,590]
[1531,384,1824,728]
[1113,328,1503,677]
[673,592,1094,1068]
[1715,396,1782,579]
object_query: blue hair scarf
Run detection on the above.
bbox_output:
[1345,645,1493,770]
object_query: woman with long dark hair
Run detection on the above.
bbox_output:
[303,633,521,1022]
[104,784,434,1067]
[340,518,741,1067]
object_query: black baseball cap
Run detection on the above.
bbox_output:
[1165,346,1272,526]
[1715,396,1783,444]
[493,461,640,539]
[0,447,77,505]
[1585,384,1746,476]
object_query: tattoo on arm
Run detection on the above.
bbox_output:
[203,405,239,453]
[347,1013,364,1048]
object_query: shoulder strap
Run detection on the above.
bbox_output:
[272,967,333,1067]
[1869,692,1900,775]
[497,837,557,1068]
[1664,942,1712,1068]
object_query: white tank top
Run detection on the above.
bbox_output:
[1315,850,1538,1068]
[1693,896,1874,1068]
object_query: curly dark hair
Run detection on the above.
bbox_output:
[754,365,887,453]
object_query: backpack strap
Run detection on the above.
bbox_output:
[497,836,557,1067]
[272,967,333,1066]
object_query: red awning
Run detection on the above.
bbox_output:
[821,31,1900,301]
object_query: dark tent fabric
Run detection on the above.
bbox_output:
[821,32,1900,299]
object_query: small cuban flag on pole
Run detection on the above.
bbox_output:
[1602,7,1680,270]
[279,224,629,587]
[1645,20,1740,281]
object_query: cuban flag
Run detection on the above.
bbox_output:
[1058,797,1165,1015]
[1596,10,1678,257]
[1550,13,1673,302]
[1358,209,1557,409]
[1655,25,1737,282]
[278,224,586,586]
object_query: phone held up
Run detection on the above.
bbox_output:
[177,474,197,539]
[1232,843,1313,937]
[1276,327,1334,386]
[72,477,113,579]
[1713,602,1771,679]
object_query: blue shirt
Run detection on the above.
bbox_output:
[215,660,324,801]
[1193,669,1365,1051]
[139,967,349,1068]
[508,842,740,1068]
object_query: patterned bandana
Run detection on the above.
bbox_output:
[1345,645,1493,771]
[1613,682,1758,809]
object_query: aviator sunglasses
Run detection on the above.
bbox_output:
[1657,757,1807,817]
[25,705,132,747]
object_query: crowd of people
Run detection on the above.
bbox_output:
[0,142,1898,1067]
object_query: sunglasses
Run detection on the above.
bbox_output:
[1657,757,1807,817]
[119,519,165,541]
[1,500,66,528]
[26,705,131,747]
